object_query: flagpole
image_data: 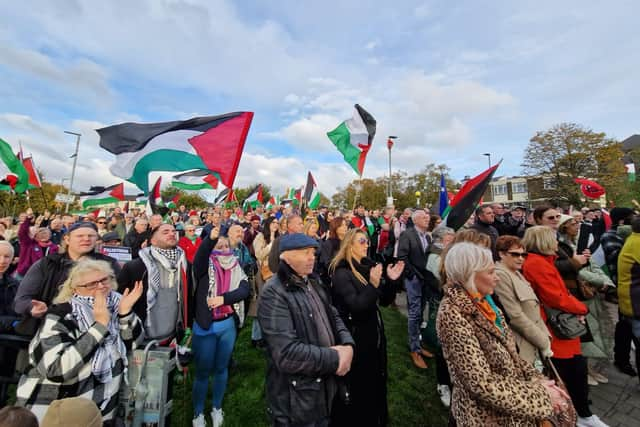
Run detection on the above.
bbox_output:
[352,174,362,211]
[64,131,82,213]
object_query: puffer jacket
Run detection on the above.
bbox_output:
[617,232,640,319]
[257,262,354,426]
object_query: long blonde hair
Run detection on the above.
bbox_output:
[329,228,368,285]
[53,259,117,304]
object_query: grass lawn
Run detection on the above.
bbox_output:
[172,307,449,426]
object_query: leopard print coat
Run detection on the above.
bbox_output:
[436,284,554,426]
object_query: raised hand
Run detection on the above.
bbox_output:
[370,264,383,288]
[30,299,48,318]
[119,280,144,315]
[93,292,110,327]
[207,296,224,309]
[386,261,405,281]
[210,226,220,240]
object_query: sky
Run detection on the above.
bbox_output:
[1,0,638,201]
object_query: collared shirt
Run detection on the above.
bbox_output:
[416,228,429,252]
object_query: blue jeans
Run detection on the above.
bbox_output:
[405,276,428,352]
[251,317,263,341]
[192,317,237,415]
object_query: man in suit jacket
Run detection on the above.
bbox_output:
[397,209,435,369]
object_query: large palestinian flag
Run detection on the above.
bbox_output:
[172,170,220,191]
[304,172,321,209]
[79,183,125,208]
[327,104,376,176]
[97,112,253,193]
[442,163,500,231]
[0,138,29,193]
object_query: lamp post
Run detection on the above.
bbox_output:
[387,136,397,206]
[64,131,81,213]
[483,153,492,168]
[415,191,421,207]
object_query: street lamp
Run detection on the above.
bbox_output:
[415,191,421,207]
[64,131,82,213]
[387,136,397,207]
[483,153,492,168]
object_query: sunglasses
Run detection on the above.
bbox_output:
[545,215,561,220]
[97,221,107,224]
[357,237,370,246]
[77,275,114,290]
[507,251,528,259]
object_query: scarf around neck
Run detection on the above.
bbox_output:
[70,292,127,384]
[467,290,504,333]
[208,250,246,321]
[139,246,186,319]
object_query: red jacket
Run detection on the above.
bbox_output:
[522,252,588,359]
[178,236,201,263]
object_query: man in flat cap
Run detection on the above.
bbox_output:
[258,234,354,427]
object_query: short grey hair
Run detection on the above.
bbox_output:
[411,209,426,223]
[444,242,494,293]
[0,240,14,259]
[432,226,455,244]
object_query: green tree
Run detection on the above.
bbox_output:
[233,184,272,209]
[161,186,208,209]
[522,123,623,206]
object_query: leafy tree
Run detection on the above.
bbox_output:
[522,123,623,206]
[161,186,208,209]
[233,184,272,209]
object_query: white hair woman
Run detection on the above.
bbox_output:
[436,242,569,426]
[15,259,143,424]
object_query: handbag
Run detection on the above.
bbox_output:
[538,357,577,427]
[543,306,587,340]
[260,260,273,281]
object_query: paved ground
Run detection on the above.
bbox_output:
[393,293,640,427]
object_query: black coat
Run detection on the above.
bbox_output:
[123,229,150,259]
[257,262,355,426]
[191,236,251,330]
[330,258,393,426]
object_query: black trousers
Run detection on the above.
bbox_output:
[614,314,640,375]
[551,355,591,418]
[435,350,451,386]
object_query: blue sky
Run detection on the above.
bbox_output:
[0,0,638,199]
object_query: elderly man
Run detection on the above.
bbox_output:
[258,234,354,426]
[397,209,435,369]
[123,217,150,259]
[118,223,187,341]
[13,222,119,334]
[267,214,304,273]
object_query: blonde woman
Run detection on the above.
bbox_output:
[437,242,567,426]
[16,259,144,424]
[329,229,404,426]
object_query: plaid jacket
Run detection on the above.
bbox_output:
[16,301,143,422]
[600,229,624,284]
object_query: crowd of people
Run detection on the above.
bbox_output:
[0,199,636,426]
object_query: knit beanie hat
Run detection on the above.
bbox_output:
[40,397,102,427]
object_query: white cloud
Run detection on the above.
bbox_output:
[365,40,378,50]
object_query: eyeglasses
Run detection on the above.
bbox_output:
[97,221,107,224]
[357,237,370,246]
[77,275,114,290]
[507,251,528,259]
[545,215,561,220]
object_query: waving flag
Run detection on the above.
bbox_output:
[243,184,264,211]
[172,170,220,191]
[265,195,280,211]
[304,172,321,209]
[442,163,500,231]
[327,104,376,176]
[574,178,606,199]
[625,163,636,182]
[79,183,125,208]
[438,173,448,216]
[97,112,253,193]
[0,138,29,193]
[146,176,168,216]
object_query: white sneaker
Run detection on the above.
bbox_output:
[590,371,609,384]
[211,407,224,427]
[577,414,609,427]
[587,374,599,386]
[192,414,206,427]
[437,384,451,408]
